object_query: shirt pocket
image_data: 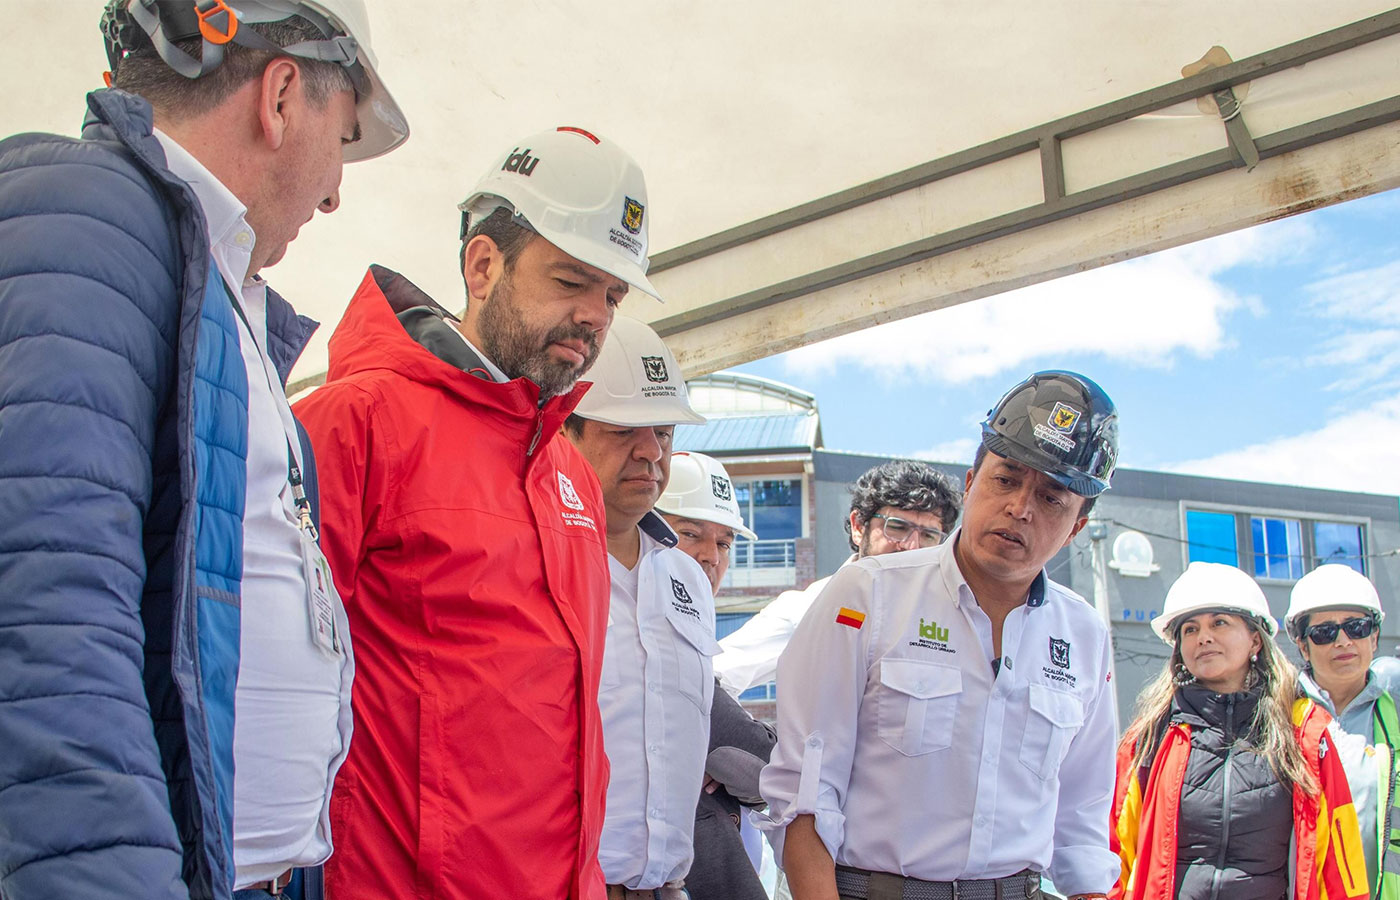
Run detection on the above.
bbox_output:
[665,603,721,713]
[876,658,962,757]
[1018,683,1084,780]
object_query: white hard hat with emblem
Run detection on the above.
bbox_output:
[458,126,660,300]
[1285,564,1384,639]
[572,316,704,427]
[1151,561,1277,641]
[657,452,757,541]
[101,0,409,161]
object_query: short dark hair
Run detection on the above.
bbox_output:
[971,443,1098,516]
[459,207,537,302]
[113,18,354,119]
[563,413,587,438]
[845,460,962,552]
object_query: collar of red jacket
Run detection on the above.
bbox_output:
[325,265,593,427]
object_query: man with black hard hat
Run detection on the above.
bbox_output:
[761,371,1120,900]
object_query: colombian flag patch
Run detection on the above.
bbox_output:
[835,607,866,629]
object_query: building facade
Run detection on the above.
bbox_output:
[679,373,1400,725]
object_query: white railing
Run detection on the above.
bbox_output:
[723,538,797,588]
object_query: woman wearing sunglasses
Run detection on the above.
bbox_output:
[1109,562,1367,900]
[1286,564,1400,899]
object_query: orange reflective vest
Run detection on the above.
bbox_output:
[1110,697,1368,900]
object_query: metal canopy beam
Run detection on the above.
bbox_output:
[641,8,1400,375]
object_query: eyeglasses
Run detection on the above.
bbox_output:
[1304,617,1377,646]
[871,514,945,548]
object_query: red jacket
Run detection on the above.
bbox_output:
[295,266,611,900]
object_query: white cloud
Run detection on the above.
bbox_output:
[1291,259,1400,394]
[1305,259,1400,324]
[1166,395,1400,495]
[914,437,980,465]
[781,217,1312,384]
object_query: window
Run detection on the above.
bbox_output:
[1251,516,1304,581]
[736,479,803,539]
[1314,521,1366,574]
[1185,510,1238,566]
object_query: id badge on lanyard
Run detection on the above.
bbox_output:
[222,275,343,659]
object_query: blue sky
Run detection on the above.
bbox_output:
[729,187,1400,496]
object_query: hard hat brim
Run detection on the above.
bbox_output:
[655,504,758,541]
[1151,603,1278,643]
[342,52,409,162]
[574,401,706,428]
[538,225,663,302]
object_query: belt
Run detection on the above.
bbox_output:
[244,869,294,896]
[605,883,687,900]
[834,866,1040,900]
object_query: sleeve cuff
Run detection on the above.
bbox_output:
[1048,845,1120,896]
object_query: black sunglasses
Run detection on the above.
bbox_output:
[1304,616,1377,646]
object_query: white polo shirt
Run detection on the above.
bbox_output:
[599,513,721,889]
[155,132,353,889]
[758,528,1119,896]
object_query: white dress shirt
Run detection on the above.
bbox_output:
[714,556,855,697]
[600,513,721,889]
[155,132,353,888]
[758,529,1119,896]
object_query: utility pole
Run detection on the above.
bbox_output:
[1086,518,1119,729]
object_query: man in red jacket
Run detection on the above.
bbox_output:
[293,127,661,900]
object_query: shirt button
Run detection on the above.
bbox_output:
[976,815,988,827]
[649,744,659,753]
[915,682,927,693]
[648,682,659,692]
[651,808,662,817]
[234,231,252,246]
[807,737,821,748]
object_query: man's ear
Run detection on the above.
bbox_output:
[1062,515,1088,549]
[256,57,301,151]
[849,509,865,544]
[462,234,502,306]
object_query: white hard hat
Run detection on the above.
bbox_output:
[1151,562,1276,642]
[102,0,409,161]
[573,317,705,427]
[1285,564,1383,639]
[657,452,757,541]
[457,127,661,300]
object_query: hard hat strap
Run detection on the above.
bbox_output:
[117,0,364,92]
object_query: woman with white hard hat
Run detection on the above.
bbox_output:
[1286,564,1400,899]
[1109,562,1367,900]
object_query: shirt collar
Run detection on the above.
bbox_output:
[1300,668,1383,716]
[152,129,254,284]
[443,325,510,383]
[943,525,1048,610]
[640,510,678,548]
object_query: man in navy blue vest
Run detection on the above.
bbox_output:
[0,3,407,899]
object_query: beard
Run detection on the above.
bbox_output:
[476,271,601,398]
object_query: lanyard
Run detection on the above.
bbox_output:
[218,276,319,541]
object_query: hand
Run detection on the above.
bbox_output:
[703,775,719,795]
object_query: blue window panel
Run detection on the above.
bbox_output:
[1314,522,1366,575]
[1186,510,1238,566]
[1252,516,1303,580]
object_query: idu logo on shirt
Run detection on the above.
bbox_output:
[909,618,955,654]
[557,471,597,532]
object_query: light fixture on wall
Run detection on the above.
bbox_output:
[1108,530,1159,578]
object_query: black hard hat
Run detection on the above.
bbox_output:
[980,370,1118,497]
